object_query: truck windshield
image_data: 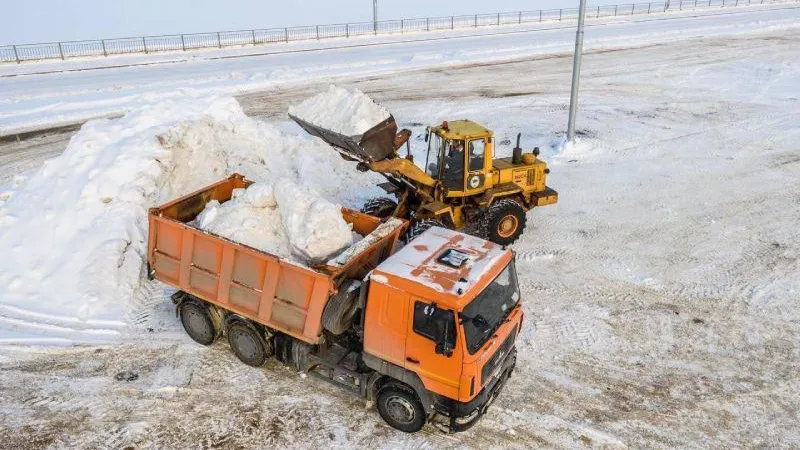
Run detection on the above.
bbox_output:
[461,260,520,355]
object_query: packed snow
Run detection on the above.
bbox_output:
[288,85,391,135]
[195,181,354,263]
[0,95,380,343]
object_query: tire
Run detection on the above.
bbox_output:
[402,219,444,244]
[323,279,361,335]
[179,301,217,345]
[376,384,426,433]
[482,199,527,245]
[227,322,268,367]
[360,197,398,219]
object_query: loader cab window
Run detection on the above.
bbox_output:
[469,139,486,172]
[425,132,465,191]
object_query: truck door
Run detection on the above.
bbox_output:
[404,299,463,399]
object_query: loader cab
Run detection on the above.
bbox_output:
[363,227,522,429]
[425,120,494,196]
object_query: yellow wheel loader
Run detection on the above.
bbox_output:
[290,114,558,245]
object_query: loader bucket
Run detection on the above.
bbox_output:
[290,114,399,163]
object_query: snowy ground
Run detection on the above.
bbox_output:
[1,11,799,450]
[1,3,798,136]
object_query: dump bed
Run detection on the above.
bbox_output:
[147,173,407,344]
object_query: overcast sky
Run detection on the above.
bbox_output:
[3,0,575,43]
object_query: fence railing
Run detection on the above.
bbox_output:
[0,0,785,64]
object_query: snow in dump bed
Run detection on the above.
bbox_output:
[195,181,353,262]
[328,218,405,267]
[0,95,381,344]
[288,85,390,136]
[375,226,508,296]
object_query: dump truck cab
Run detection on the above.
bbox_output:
[363,226,522,431]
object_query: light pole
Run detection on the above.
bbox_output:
[567,0,588,143]
[373,0,378,34]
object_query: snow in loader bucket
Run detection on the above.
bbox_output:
[289,114,399,163]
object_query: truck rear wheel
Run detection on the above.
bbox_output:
[482,199,527,245]
[179,301,217,345]
[360,197,398,219]
[376,384,426,433]
[227,322,268,367]
[323,279,361,335]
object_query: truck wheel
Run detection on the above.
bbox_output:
[323,279,361,335]
[179,301,217,345]
[360,197,398,219]
[402,219,444,244]
[227,322,268,367]
[376,384,426,433]
[483,199,527,245]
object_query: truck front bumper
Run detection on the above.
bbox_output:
[432,347,517,433]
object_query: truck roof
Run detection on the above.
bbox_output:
[372,227,510,306]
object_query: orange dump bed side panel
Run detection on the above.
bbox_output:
[147,174,406,345]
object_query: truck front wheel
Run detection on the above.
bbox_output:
[227,322,268,367]
[376,384,426,433]
[179,301,217,345]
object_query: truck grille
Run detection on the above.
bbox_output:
[481,325,517,386]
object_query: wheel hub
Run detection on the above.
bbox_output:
[497,215,518,238]
[385,395,415,424]
[233,330,258,359]
[187,310,210,339]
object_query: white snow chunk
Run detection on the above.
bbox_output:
[288,85,390,136]
[274,180,353,262]
[194,180,352,263]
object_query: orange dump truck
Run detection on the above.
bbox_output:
[148,174,523,433]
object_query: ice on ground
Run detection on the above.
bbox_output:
[288,85,390,135]
[0,94,380,343]
[195,181,353,263]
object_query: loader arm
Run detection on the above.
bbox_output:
[370,158,436,188]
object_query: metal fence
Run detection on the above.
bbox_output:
[0,0,786,64]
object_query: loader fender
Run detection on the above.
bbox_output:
[362,352,435,414]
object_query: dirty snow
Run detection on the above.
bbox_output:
[288,85,391,135]
[195,181,353,263]
[328,217,405,267]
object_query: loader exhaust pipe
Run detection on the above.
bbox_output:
[512,133,523,165]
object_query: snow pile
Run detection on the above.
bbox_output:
[195,181,353,262]
[288,85,390,135]
[0,95,380,344]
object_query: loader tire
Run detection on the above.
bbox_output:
[323,279,362,335]
[179,301,217,346]
[483,199,527,246]
[402,219,444,244]
[227,322,268,367]
[376,383,426,433]
[360,197,398,219]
